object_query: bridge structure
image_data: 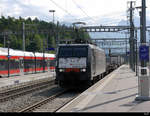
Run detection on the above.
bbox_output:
[78,25,150,71]
[79,26,131,65]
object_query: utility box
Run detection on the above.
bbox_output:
[136,67,150,101]
[139,75,150,97]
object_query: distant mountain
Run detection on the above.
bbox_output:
[118,16,150,26]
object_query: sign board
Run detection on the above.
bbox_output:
[139,45,149,61]
[46,48,55,51]
[127,51,130,55]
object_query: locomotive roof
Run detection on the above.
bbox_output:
[58,44,104,52]
[58,44,90,46]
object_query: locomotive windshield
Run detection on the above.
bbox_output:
[58,46,87,57]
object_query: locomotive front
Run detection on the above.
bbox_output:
[55,44,90,88]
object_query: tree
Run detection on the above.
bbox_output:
[9,35,22,49]
[0,43,3,47]
[0,16,91,52]
[26,34,43,52]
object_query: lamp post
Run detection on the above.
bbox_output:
[22,22,25,51]
[49,10,55,24]
[49,10,56,51]
[43,38,45,73]
[7,39,10,77]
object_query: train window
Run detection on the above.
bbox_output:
[73,47,87,57]
[36,60,41,68]
[24,59,35,69]
[36,59,46,68]
[58,47,73,57]
[58,46,87,57]
[0,60,6,70]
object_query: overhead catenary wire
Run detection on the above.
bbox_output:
[49,0,79,21]
[49,0,98,25]
[49,0,132,26]
[71,0,96,23]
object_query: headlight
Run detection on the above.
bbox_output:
[81,69,86,72]
[59,69,64,72]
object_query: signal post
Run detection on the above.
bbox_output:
[135,0,150,101]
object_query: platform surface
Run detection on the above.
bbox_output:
[0,71,55,89]
[57,65,150,112]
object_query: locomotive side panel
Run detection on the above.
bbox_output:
[89,48,95,79]
[94,48,106,76]
[90,47,106,78]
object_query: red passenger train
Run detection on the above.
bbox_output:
[0,47,55,77]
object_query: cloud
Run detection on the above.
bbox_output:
[0,0,150,26]
[13,4,22,15]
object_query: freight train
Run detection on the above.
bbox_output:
[0,47,55,77]
[55,44,106,88]
[106,55,125,73]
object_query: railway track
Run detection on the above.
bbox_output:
[53,94,79,112]
[0,78,55,102]
[18,89,68,112]
[16,68,117,112]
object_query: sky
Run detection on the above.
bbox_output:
[0,0,150,26]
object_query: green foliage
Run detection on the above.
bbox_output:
[0,43,3,47]
[0,16,91,53]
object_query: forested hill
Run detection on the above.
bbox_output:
[0,16,90,53]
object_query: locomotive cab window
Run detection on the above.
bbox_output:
[73,47,87,57]
[58,47,73,57]
[58,46,87,58]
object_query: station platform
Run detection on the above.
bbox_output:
[57,65,150,112]
[0,71,55,89]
